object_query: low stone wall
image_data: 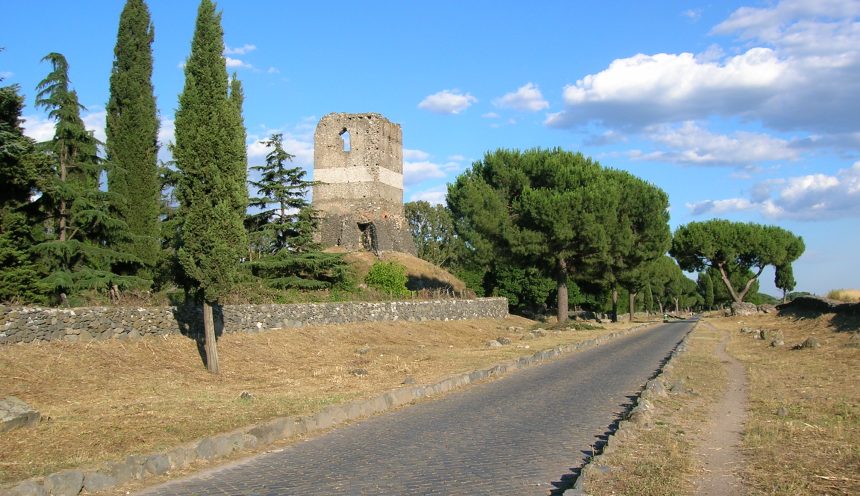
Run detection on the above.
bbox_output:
[0,298,508,345]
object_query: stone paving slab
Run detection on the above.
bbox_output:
[135,322,693,496]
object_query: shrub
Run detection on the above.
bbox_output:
[365,261,409,297]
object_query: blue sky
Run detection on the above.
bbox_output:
[2,0,859,296]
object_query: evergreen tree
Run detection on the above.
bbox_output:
[405,201,461,267]
[105,0,160,278]
[448,148,617,323]
[247,133,351,290]
[0,73,48,302]
[671,219,804,303]
[775,264,796,303]
[174,0,248,373]
[247,133,315,257]
[697,271,714,309]
[34,53,143,301]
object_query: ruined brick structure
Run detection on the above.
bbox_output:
[312,113,416,254]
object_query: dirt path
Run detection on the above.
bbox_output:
[693,322,748,495]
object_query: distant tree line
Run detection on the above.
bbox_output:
[406,149,804,322]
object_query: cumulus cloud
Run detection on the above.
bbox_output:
[21,108,107,144]
[493,82,549,112]
[404,161,447,184]
[408,187,447,205]
[21,114,56,143]
[547,1,860,136]
[403,148,430,161]
[632,121,800,167]
[225,57,253,69]
[247,130,314,168]
[225,44,256,55]
[404,152,464,185]
[688,161,860,220]
[418,89,477,114]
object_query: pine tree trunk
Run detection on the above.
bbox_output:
[203,300,220,374]
[674,297,680,314]
[610,287,618,322]
[556,259,568,324]
[628,292,636,323]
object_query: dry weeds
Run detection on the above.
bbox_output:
[826,288,860,303]
[0,316,636,485]
[719,313,860,495]
[587,313,859,495]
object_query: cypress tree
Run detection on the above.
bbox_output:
[106,0,160,278]
[174,0,248,373]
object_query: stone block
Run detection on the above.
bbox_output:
[43,470,84,496]
[0,397,40,432]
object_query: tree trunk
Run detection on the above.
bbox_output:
[203,300,220,374]
[658,301,664,315]
[556,259,568,324]
[611,287,618,323]
[628,291,637,323]
[716,262,741,303]
[674,297,680,314]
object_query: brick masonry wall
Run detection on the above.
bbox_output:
[0,298,508,345]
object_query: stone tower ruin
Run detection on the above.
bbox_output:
[312,113,416,255]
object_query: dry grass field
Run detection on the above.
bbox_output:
[0,316,638,486]
[826,288,860,302]
[584,311,860,495]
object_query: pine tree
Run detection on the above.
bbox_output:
[34,53,144,302]
[247,133,350,290]
[247,133,315,256]
[106,0,160,279]
[0,72,49,302]
[174,0,248,373]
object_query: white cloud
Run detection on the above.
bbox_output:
[403,148,430,161]
[688,161,860,220]
[547,1,860,136]
[408,188,447,205]
[225,57,253,69]
[633,121,800,167]
[266,66,280,74]
[404,160,446,185]
[21,114,56,143]
[683,9,703,21]
[481,112,500,119]
[224,44,256,55]
[418,89,477,114]
[493,82,549,112]
[247,130,314,168]
[448,154,466,162]
[546,48,788,129]
[21,109,106,144]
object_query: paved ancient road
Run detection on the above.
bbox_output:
[137,321,694,496]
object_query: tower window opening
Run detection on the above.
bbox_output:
[340,129,351,152]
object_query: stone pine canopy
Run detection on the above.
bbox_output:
[312,113,416,255]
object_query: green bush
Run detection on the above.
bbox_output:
[365,261,409,297]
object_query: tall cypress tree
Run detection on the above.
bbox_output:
[106,0,160,278]
[174,0,248,373]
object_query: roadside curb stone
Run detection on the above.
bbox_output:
[568,320,697,495]
[1,322,654,496]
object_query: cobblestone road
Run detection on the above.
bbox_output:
[137,321,694,496]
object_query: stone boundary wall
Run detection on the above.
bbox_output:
[0,298,508,345]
